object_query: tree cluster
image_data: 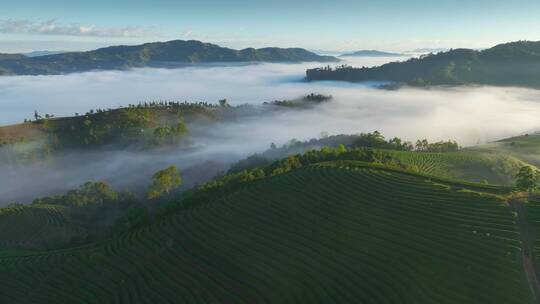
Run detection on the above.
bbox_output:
[203,145,403,193]
[515,166,540,192]
[414,139,460,152]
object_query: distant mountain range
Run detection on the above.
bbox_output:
[23,50,67,57]
[339,50,404,57]
[0,53,25,61]
[410,48,450,54]
[307,41,540,88]
[0,40,339,76]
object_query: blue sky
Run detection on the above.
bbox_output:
[1,0,540,52]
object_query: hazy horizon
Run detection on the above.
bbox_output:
[3,0,540,53]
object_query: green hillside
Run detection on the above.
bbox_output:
[469,134,540,169]
[0,161,535,303]
[231,132,526,186]
[0,101,217,160]
[391,150,526,185]
[306,40,540,88]
[0,40,338,76]
[0,205,86,249]
[0,181,137,250]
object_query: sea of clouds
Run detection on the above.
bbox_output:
[2,56,540,204]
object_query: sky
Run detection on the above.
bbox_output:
[1,0,540,53]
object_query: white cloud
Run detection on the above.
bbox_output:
[0,18,161,38]
[2,57,540,203]
[180,29,193,39]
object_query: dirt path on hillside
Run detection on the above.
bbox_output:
[509,198,540,303]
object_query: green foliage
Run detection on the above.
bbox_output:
[269,155,303,175]
[204,146,404,194]
[32,182,119,207]
[264,93,332,107]
[515,166,540,192]
[353,131,414,151]
[415,139,460,152]
[148,165,182,199]
[152,120,187,144]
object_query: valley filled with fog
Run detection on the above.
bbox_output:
[3,56,540,204]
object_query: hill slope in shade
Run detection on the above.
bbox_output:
[0,53,25,61]
[0,162,534,303]
[307,40,540,88]
[0,40,338,76]
[0,205,86,249]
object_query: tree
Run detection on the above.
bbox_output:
[218,99,229,107]
[148,165,182,199]
[515,166,540,192]
[32,181,118,207]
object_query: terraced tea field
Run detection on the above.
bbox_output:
[0,205,86,249]
[392,150,525,185]
[524,197,540,287]
[0,162,533,303]
[470,134,540,170]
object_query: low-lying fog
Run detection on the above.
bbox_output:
[0,57,394,125]
[2,56,540,205]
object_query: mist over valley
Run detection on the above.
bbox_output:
[2,55,540,204]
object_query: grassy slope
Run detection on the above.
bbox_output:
[0,162,532,303]
[0,123,46,143]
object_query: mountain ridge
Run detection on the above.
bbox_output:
[307,40,540,88]
[0,40,339,76]
[340,50,404,57]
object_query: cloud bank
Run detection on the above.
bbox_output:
[2,56,540,204]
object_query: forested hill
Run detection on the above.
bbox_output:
[307,41,540,88]
[0,53,25,61]
[0,40,339,76]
